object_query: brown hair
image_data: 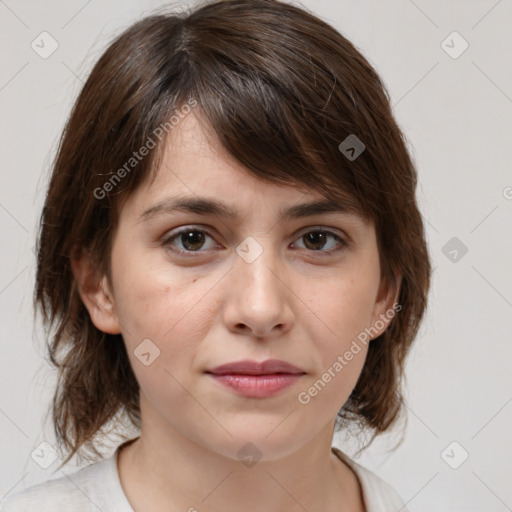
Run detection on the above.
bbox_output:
[35,0,431,466]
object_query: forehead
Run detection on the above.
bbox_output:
[123,111,369,228]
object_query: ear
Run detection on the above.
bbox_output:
[71,249,122,335]
[368,271,402,340]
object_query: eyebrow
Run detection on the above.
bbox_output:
[138,196,355,223]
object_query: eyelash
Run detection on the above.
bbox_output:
[161,226,348,257]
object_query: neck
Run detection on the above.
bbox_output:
[117,398,363,512]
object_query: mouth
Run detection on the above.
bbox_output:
[206,358,305,376]
[205,359,306,398]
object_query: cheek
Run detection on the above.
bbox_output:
[112,245,177,329]
[296,266,378,402]
[297,291,371,416]
[305,271,378,348]
[111,251,216,368]
[112,260,214,409]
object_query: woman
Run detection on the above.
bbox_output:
[1,0,431,510]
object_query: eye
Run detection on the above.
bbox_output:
[161,226,348,257]
[292,229,347,254]
[162,227,218,255]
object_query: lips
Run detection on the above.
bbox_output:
[205,359,305,398]
[206,359,305,376]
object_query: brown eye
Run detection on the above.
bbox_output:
[294,230,347,254]
[162,228,218,254]
[303,231,328,251]
[180,230,207,251]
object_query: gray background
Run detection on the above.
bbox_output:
[1,0,511,510]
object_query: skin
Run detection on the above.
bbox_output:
[74,111,400,512]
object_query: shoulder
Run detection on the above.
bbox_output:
[331,446,409,512]
[0,455,125,512]
[0,473,92,512]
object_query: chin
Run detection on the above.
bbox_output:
[196,422,313,464]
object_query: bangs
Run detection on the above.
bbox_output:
[123,10,379,224]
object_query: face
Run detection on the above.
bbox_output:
[79,111,398,462]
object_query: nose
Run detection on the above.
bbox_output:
[222,240,295,339]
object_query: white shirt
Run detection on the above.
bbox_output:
[0,445,408,511]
